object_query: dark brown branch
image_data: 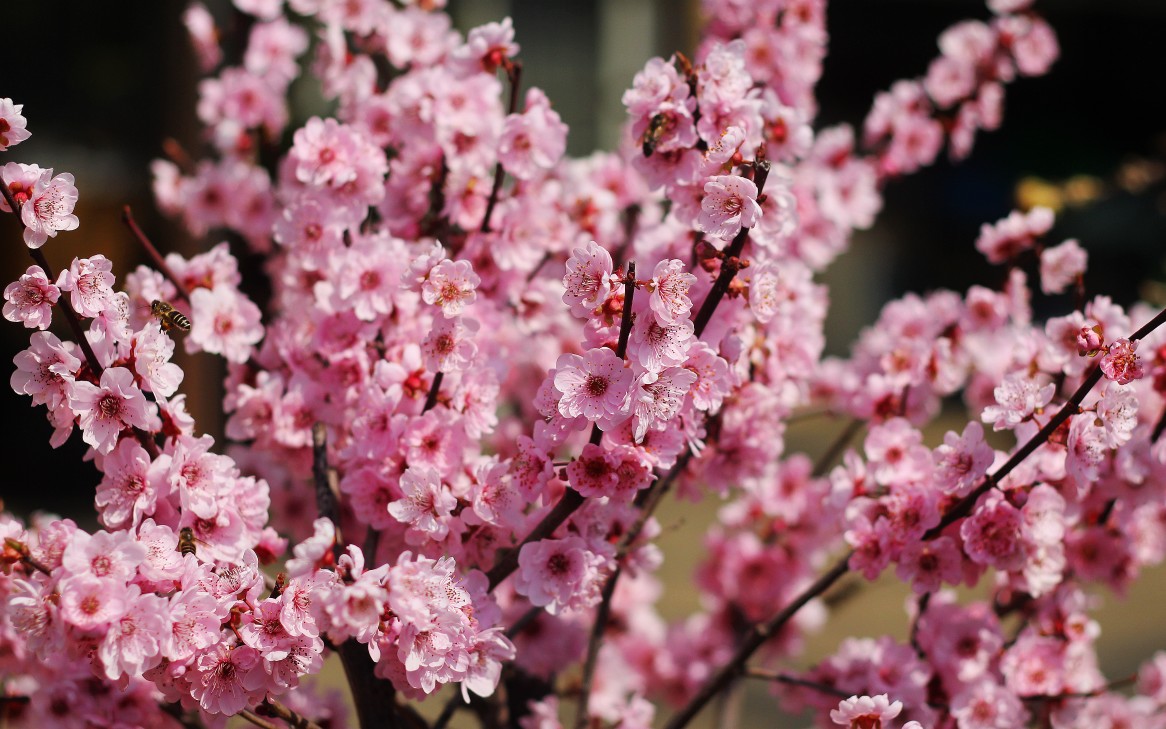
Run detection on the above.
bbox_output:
[480,62,523,233]
[743,669,854,699]
[310,423,342,561]
[255,698,325,729]
[810,417,863,478]
[691,161,771,339]
[423,371,444,412]
[122,206,191,303]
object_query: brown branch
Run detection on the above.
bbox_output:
[743,669,854,699]
[122,206,191,303]
[480,61,523,233]
[310,423,342,561]
[810,417,863,478]
[573,562,620,729]
[255,698,325,729]
[691,161,770,339]
[423,371,444,412]
[237,710,280,729]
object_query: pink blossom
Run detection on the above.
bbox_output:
[647,258,697,326]
[981,372,1056,431]
[498,88,568,181]
[563,240,615,318]
[1076,325,1103,356]
[0,97,31,150]
[61,528,146,583]
[190,642,267,715]
[515,536,606,615]
[974,206,1054,264]
[961,491,1025,571]
[829,694,902,728]
[58,574,127,631]
[3,265,58,329]
[56,255,115,318]
[182,3,222,72]
[1039,239,1087,295]
[18,167,80,249]
[455,17,519,72]
[933,421,995,496]
[94,439,158,530]
[68,367,154,454]
[388,466,457,541]
[628,314,693,373]
[554,347,634,429]
[421,316,479,373]
[186,286,264,363]
[98,585,167,680]
[632,366,698,442]
[696,174,762,239]
[421,259,480,317]
[1100,338,1143,385]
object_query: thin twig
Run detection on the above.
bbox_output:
[480,62,523,233]
[237,710,280,729]
[256,698,326,729]
[310,423,342,562]
[810,417,863,478]
[743,669,854,699]
[122,205,191,303]
[573,563,620,729]
[423,371,444,412]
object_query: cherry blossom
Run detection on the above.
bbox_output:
[0,97,31,150]
[3,264,58,329]
[696,174,762,239]
[554,347,634,428]
[68,366,154,454]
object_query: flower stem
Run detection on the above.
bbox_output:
[121,205,191,303]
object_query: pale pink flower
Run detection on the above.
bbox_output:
[1099,338,1143,385]
[94,439,158,530]
[20,168,80,249]
[56,255,115,318]
[932,421,995,496]
[974,206,1053,264]
[632,366,698,442]
[515,536,606,615]
[696,174,762,239]
[981,372,1056,431]
[186,286,264,363]
[388,466,457,541]
[629,314,693,373]
[648,258,697,326]
[1076,325,1103,356]
[421,316,479,373]
[454,17,520,72]
[562,240,615,318]
[498,88,568,181]
[58,574,127,631]
[0,97,31,150]
[829,694,902,727]
[98,585,167,679]
[68,367,154,454]
[553,347,634,428]
[961,491,1025,571]
[421,259,480,318]
[3,265,58,329]
[133,323,185,397]
[190,642,267,715]
[61,529,146,583]
[183,3,222,72]
[1039,239,1087,295]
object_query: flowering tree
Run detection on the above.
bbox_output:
[3,1,1166,729]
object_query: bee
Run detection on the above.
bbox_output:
[151,299,191,332]
[176,527,202,556]
[641,113,668,157]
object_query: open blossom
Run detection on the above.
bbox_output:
[696,174,762,239]
[974,206,1053,264]
[20,168,80,249]
[68,366,154,454]
[562,240,615,318]
[58,574,128,631]
[421,259,480,317]
[553,347,634,428]
[421,316,479,372]
[647,258,696,326]
[0,98,31,150]
[498,88,568,181]
[1039,239,1087,294]
[186,285,264,363]
[981,372,1056,431]
[388,466,457,541]
[515,536,606,615]
[1099,337,1143,385]
[56,255,116,318]
[830,694,903,728]
[3,265,58,329]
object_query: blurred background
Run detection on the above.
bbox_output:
[3,1,1166,726]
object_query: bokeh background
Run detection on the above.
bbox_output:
[3,1,1166,727]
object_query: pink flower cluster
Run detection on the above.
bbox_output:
[5,1,1166,728]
